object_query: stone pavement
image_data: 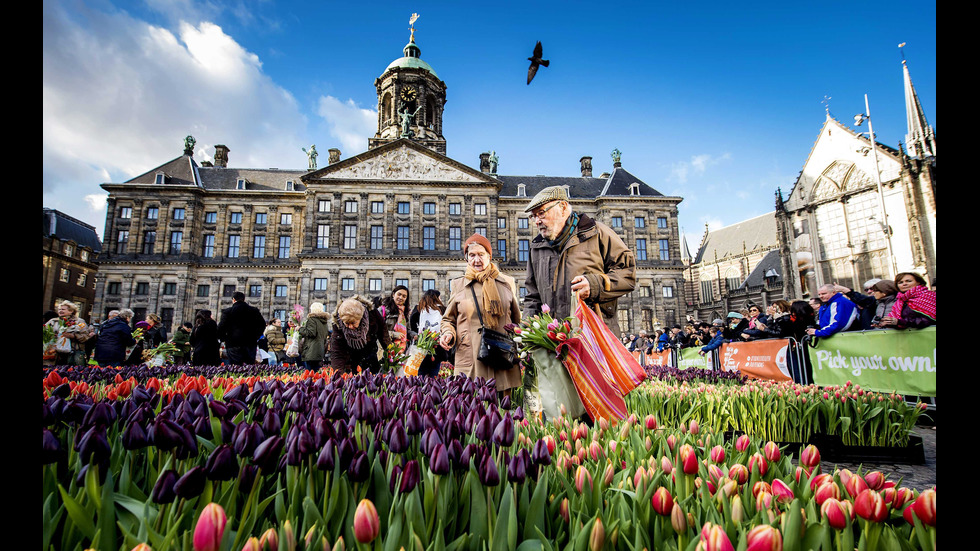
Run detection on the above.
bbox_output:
[829,425,936,492]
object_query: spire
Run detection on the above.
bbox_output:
[901,46,936,158]
[680,229,693,263]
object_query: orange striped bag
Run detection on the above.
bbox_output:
[557,336,628,422]
[573,295,646,394]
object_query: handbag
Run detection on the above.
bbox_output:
[470,285,517,370]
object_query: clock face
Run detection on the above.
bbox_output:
[400,87,417,102]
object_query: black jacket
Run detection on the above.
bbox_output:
[190,319,220,366]
[217,301,266,348]
[93,317,136,365]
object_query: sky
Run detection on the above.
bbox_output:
[43,0,936,252]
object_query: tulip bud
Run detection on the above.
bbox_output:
[863,471,886,491]
[745,524,782,551]
[661,455,673,474]
[688,419,700,435]
[575,465,593,494]
[809,473,833,492]
[728,464,748,485]
[280,520,296,551]
[240,537,262,551]
[748,453,768,477]
[478,455,500,487]
[709,445,725,464]
[844,474,869,499]
[735,434,750,452]
[588,517,604,551]
[670,503,687,533]
[174,466,207,499]
[331,536,345,551]
[666,434,677,452]
[602,462,615,486]
[891,487,914,510]
[698,522,735,551]
[763,441,781,462]
[799,444,820,469]
[821,498,850,530]
[911,488,936,527]
[193,503,227,551]
[651,487,674,516]
[559,498,570,523]
[752,481,772,498]
[131,544,152,551]
[813,481,840,506]
[731,495,745,523]
[353,499,381,543]
[645,415,657,430]
[679,444,698,475]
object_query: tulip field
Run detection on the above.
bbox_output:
[42,364,936,551]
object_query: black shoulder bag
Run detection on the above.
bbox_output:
[470,284,518,370]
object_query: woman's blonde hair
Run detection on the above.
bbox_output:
[57,300,79,316]
[337,299,366,325]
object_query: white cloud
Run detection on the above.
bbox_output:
[666,152,733,184]
[316,95,378,158]
[42,1,310,232]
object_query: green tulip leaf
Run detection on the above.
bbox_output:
[58,483,97,541]
[523,476,548,541]
[515,540,544,551]
[491,486,516,551]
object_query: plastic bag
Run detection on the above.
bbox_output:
[529,347,586,421]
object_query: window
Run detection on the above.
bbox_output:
[449,227,461,251]
[319,199,331,212]
[636,239,648,261]
[135,282,149,295]
[59,268,70,283]
[497,239,507,259]
[423,226,435,250]
[230,212,243,224]
[275,285,288,297]
[518,218,529,230]
[278,236,291,258]
[203,235,215,257]
[223,285,236,297]
[205,212,217,224]
[662,286,674,298]
[369,278,383,292]
[725,269,741,291]
[497,217,506,229]
[343,225,357,249]
[227,235,240,258]
[629,183,640,196]
[397,226,410,250]
[398,202,411,215]
[634,217,646,228]
[273,309,287,321]
[611,217,623,228]
[314,278,328,291]
[345,200,358,213]
[700,280,714,302]
[107,282,121,295]
[475,227,487,237]
[116,230,129,254]
[142,231,156,254]
[341,278,355,291]
[80,250,89,262]
[640,286,652,298]
[64,243,74,256]
[422,279,435,291]
[255,212,267,225]
[519,287,528,298]
[285,181,295,191]
[423,202,436,215]
[280,213,292,225]
[475,203,487,216]
[253,235,265,258]
[163,282,177,295]
[369,226,383,249]
[146,207,159,220]
[249,284,262,298]
[317,225,330,249]
[120,206,132,219]
[395,278,409,288]
[657,217,668,229]
[449,203,461,216]
[518,239,529,262]
[371,201,385,214]
[196,284,209,297]
[170,231,183,254]
[173,208,185,220]
[659,239,670,261]
[236,179,246,190]
[517,184,526,197]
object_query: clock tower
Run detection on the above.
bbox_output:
[369,23,447,155]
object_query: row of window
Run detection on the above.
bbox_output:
[323,199,489,216]
[638,285,676,298]
[609,216,670,229]
[58,267,93,288]
[59,243,91,262]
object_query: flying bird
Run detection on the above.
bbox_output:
[527,41,549,84]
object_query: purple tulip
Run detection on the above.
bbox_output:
[204,444,239,481]
[430,443,451,476]
[252,436,285,472]
[324,390,346,419]
[174,466,207,499]
[220,418,236,445]
[399,460,421,493]
[233,422,264,458]
[387,420,410,454]
[77,425,111,465]
[405,410,424,435]
[223,383,248,402]
[420,427,443,457]
[316,439,336,471]
[121,421,149,450]
[349,451,370,483]
[151,417,184,451]
[261,409,282,438]
[150,469,178,504]
[42,428,62,464]
[492,416,515,448]
[193,415,213,440]
[478,454,500,487]
[507,453,527,483]
[337,438,356,471]
[531,438,552,466]
[474,415,494,443]
[238,464,259,492]
[208,400,229,418]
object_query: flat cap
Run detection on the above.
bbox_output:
[524,185,570,212]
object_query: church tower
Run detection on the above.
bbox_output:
[368,17,447,155]
[902,54,936,159]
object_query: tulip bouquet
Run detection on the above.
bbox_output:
[403,328,438,376]
[512,303,579,357]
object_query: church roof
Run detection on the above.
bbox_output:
[198,167,308,191]
[124,155,200,186]
[496,166,667,200]
[693,212,777,264]
[43,208,103,252]
[738,248,783,289]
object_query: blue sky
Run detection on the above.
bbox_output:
[43,0,936,251]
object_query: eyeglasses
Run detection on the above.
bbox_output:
[528,202,559,220]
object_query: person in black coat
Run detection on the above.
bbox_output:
[94,309,137,366]
[329,296,391,374]
[217,292,266,365]
[190,309,220,366]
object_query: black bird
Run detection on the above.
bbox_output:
[527,41,549,84]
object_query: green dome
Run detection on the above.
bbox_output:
[383,41,439,79]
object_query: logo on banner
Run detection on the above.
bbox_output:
[722,346,740,371]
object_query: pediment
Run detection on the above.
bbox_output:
[303,140,494,184]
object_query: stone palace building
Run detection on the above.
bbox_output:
[93,28,686,334]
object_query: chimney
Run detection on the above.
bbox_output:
[479,152,491,173]
[328,148,341,164]
[580,156,593,177]
[214,145,229,168]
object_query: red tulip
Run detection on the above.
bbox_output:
[800,445,820,469]
[353,499,380,543]
[679,444,698,475]
[891,487,915,510]
[863,471,886,491]
[735,434,751,452]
[844,474,869,499]
[698,522,735,551]
[746,524,783,551]
[709,445,725,464]
[854,489,888,522]
[813,481,841,506]
[728,464,748,485]
[748,453,768,477]
[193,503,227,551]
[645,415,657,430]
[809,473,833,491]
[912,488,936,526]
[763,441,781,462]
[820,498,850,530]
[651,486,674,516]
[771,478,794,504]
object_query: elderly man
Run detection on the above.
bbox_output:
[217,292,266,365]
[806,283,858,338]
[522,186,636,336]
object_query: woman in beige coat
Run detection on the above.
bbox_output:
[439,234,522,395]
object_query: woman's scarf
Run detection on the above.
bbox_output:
[548,211,580,251]
[341,308,371,350]
[465,262,503,319]
[889,285,936,321]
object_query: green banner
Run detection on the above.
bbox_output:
[807,327,936,396]
[677,347,711,370]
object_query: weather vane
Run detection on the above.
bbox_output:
[822,95,832,114]
[409,13,419,42]
[898,42,907,62]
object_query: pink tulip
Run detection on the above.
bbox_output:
[633,466,648,490]
[771,478,794,504]
[689,419,700,435]
[820,498,850,530]
[353,499,381,543]
[602,462,615,485]
[259,529,278,551]
[800,445,820,469]
[748,453,768,477]
[240,538,262,551]
[679,444,698,475]
[709,445,725,463]
[814,481,841,506]
[728,464,748,485]
[698,522,735,551]
[666,434,678,452]
[645,415,657,431]
[652,486,674,516]
[912,488,936,527]
[809,473,833,491]
[541,304,551,313]
[131,545,152,551]
[854,489,888,522]
[193,503,227,551]
[661,455,673,475]
[863,471,886,491]
[735,434,750,452]
[746,524,783,551]
[763,441,781,462]
[574,465,593,494]
[671,503,687,533]
[559,498,570,523]
[752,481,772,498]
